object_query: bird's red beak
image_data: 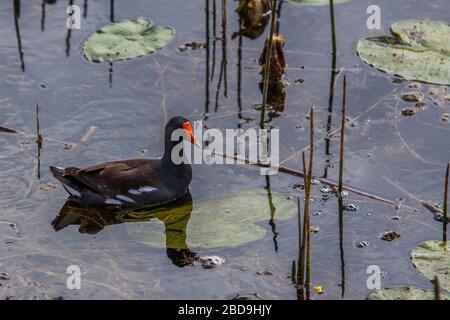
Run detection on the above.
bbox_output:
[183,121,201,148]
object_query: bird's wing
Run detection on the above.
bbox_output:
[62,160,164,199]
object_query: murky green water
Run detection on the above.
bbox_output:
[0,0,449,299]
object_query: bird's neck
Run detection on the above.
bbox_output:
[162,138,188,168]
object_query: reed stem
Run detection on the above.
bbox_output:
[329,0,337,56]
[305,108,314,299]
[444,163,449,244]
[434,276,441,300]
[296,195,302,291]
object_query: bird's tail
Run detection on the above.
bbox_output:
[49,166,64,180]
[49,166,80,195]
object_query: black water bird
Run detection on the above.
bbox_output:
[50,116,200,207]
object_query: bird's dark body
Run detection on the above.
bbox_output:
[50,117,194,207]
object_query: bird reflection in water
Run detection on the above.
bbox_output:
[52,193,199,267]
[258,34,286,119]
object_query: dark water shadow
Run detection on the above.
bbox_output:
[52,192,198,268]
[65,0,74,57]
[13,0,25,72]
[338,196,346,298]
[41,0,57,31]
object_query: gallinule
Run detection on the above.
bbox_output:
[50,116,200,207]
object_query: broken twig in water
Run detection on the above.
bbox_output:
[0,126,17,133]
[214,151,409,210]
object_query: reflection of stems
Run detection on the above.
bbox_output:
[275,0,283,34]
[296,196,302,299]
[36,103,43,180]
[214,0,228,111]
[108,1,114,86]
[324,0,338,178]
[329,0,337,56]
[298,152,307,300]
[215,61,224,111]
[291,260,296,284]
[338,196,345,298]
[211,0,217,81]
[222,0,228,97]
[338,75,347,298]
[13,0,25,72]
[443,163,449,244]
[110,0,115,22]
[84,0,88,18]
[41,0,45,31]
[338,76,346,194]
[237,18,243,126]
[205,0,211,117]
[266,175,279,252]
[109,62,113,88]
[259,0,278,128]
[65,0,74,57]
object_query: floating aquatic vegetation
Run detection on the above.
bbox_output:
[83,18,174,62]
[368,286,450,300]
[234,0,272,39]
[401,109,416,117]
[381,231,401,241]
[126,189,296,249]
[178,42,205,52]
[287,0,349,5]
[357,20,450,85]
[411,241,450,292]
[401,92,423,103]
[259,34,286,86]
[314,285,324,294]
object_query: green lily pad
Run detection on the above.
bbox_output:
[368,286,450,300]
[126,189,296,249]
[83,17,174,62]
[287,0,349,6]
[357,20,450,85]
[411,240,450,291]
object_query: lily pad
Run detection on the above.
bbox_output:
[126,189,296,249]
[83,17,174,62]
[287,0,349,5]
[357,20,450,85]
[411,240,450,291]
[368,286,450,300]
